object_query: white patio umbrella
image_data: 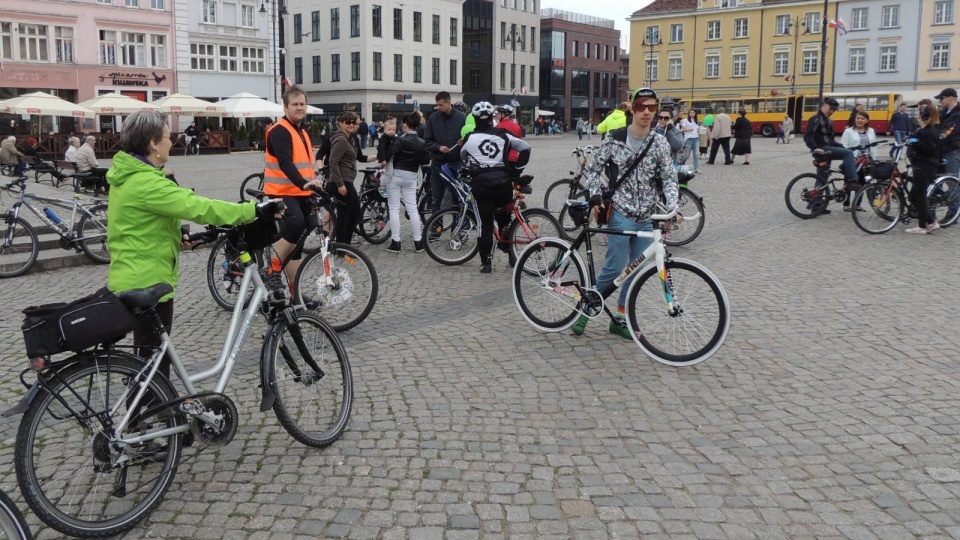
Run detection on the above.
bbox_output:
[78,92,160,115]
[215,92,284,118]
[152,93,224,116]
[307,105,324,114]
[0,100,7,113]
[3,91,95,118]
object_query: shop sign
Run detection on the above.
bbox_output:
[98,71,169,87]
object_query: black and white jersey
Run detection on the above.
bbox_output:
[460,128,532,170]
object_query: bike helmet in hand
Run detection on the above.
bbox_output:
[471,101,496,120]
[495,104,515,116]
[453,101,469,114]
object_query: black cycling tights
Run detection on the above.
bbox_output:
[472,183,513,260]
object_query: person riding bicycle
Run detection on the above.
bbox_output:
[459,101,531,274]
[107,109,279,377]
[572,87,679,339]
[183,121,199,153]
[804,97,861,212]
[264,85,325,285]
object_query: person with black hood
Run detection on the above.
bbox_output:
[904,100,942,234]
[424,91,466,213]
[459,101,531,274]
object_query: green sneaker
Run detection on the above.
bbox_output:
[609,315,633,340]
[571,315,589,336]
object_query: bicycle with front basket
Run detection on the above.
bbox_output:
[0,175,109,278]
[512,200,730,366]
[5,213,352,538]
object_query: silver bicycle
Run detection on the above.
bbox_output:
[0,176,109,278]
[5,220,352,538]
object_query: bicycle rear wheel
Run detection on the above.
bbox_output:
[264,313,352,448]
[76,203,110,264]
[15,352,183,538]
[358,197,391,244]
[929,176,960,227]
[423,208,479,265]
[0,216,39,278]
[207,236,257,311]
[239,173,265,202]
[294,242,378,332]
[851,181,902,234]
[785,173,831,218]
[542,178,579,213]
[512,238,587,332]
[556,187,590,240]
[625,258,730,366]
[506,208,562,270]
[0,489,32,540]
[663,188,705,247]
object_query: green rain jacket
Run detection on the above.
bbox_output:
[106,151,257,300]
[596,109,627,134]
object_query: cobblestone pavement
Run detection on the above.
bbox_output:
[2,135,959,539]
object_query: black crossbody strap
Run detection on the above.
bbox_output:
[608,135,656,197]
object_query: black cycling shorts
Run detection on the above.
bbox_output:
[279,195,315,259]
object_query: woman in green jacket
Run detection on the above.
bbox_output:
[107,109,272,374]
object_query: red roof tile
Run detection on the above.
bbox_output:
[632,0,697,17]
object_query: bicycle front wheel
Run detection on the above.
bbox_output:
[76,203,110,264]
[929,176,960,227]
[15,352,183,538]
[423,208,479,265]
[664,188,705,247]
[295,242,378,332]
[625,258,730,366]
[0,216,39,278]
[851,182,903,234]
[0,489,32,540]
[239,173,265,202]
[785,173,829,219]
[265,313,353,448]
[358,197,391,244]
[206,236,257,311]
[506,208,562,269]
[512,238,587,332]
[556,187,590,240]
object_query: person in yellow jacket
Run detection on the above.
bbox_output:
[596,102,631,136]
[263,85,325,283]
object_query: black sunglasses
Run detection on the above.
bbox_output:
[658,116,671,120]
[341,119,358,125]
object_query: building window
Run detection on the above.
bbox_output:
[331,8,340,39]
[450,18,458,46]
[572,40,578,57]
[372,6,381,37]
[705,54,719,78]
[530,27,535,52]
[18,24,49,62]
[500,63,505,89]
[805,12,821,33]
[530,65,535,91]
[449,59,457,84]
[351,51,360,80]
[241,47,264,72]
[432,57,440,84]
[394,53,403,81]
[732,53,747,77]
[720,0,738,6]
[413,11,422,42]
[331,53,340,81]
[879,45,897,71]
[935,1,954,24]
[0,23,11,61]
[520,25,526,51]
[312,55,322,83]
[394,8,402,39]
[707,20,720,40]
[734,18,748,38]
[932,43,950,69]
[851,8,868,30]
[294,56,302,84]
[150,34,166,68]
[294,14,302,44]
[312,11,321,40]
[802,50,818,74]
[773,51,789,75]
[881,5,899,28]
[432,15,440,44]
[190,42,215,70]
[470,67,481,88]
[670,23,683,42]
[595,43,600,58]
[592,72,599,98]
[54,27,74,64]
[645,58,658,82]
[510,63,516,89]
[775,15,790,35]
[500,22,506,48]
[202,0,217,23]
[98,0,112,3]
[848,47,865,73]
[669,57,682,80]
[413,55,422,82]
[125,0,138,6]
[373,51,382,80]
[241,5,254,27]
[151,0,165,8]
[351,5,360,37]
[120,32,146,66]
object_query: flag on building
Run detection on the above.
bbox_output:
[284,77,292,87]
[829,18,848,36]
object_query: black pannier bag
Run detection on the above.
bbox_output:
[226,216,284,252]
[869,161,894,181]
[21,287,140,358]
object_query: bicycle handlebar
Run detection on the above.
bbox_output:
[567,199,678,224]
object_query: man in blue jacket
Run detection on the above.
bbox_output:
[424,91,466,213]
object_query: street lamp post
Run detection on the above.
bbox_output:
[787,16,804,96]
[507,23,523,95]
[641,28,661,88]
[259,0,287,102]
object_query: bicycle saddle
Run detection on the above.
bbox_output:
[118,283,174,310]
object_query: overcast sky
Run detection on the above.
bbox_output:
[541,0,656,50]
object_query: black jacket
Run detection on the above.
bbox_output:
[733,116,752,139]
[804,111,838,150]
[376,134,395,163]
[423,109,466,162]
[388,132,431,172]
[908,125,941,172]
[939,106,960,153]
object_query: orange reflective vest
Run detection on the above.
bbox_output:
[264,119,315,197]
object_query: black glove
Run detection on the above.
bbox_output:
[255,199,284,219]
[589,194,604,208]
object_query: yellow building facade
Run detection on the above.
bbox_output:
[629,0,840,102]
[916,0,958,92]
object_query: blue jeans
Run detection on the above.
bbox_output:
[819,145,857,182]
[683,138,699,170]
[430,159,462,213]
[943,149,960,176]
[596,210,653,309]
[893,130,907,144]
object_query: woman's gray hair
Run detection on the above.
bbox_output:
[68,136,80,145]
[120,110,168,156]
[5,136,15,142]
[84,136,97,144]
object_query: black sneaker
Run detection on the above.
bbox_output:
[386,240,401,253]
[480,257,492,274]
[414,240,425,252]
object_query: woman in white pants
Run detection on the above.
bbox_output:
[384,114,432,253]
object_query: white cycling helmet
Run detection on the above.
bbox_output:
[471,101,496,120]
[495,104,515,116]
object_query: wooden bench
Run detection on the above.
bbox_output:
[22,156,62,187]
[55,160,96,193]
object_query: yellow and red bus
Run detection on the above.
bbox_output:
[677,96,798,137]
[798,91,903,134]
